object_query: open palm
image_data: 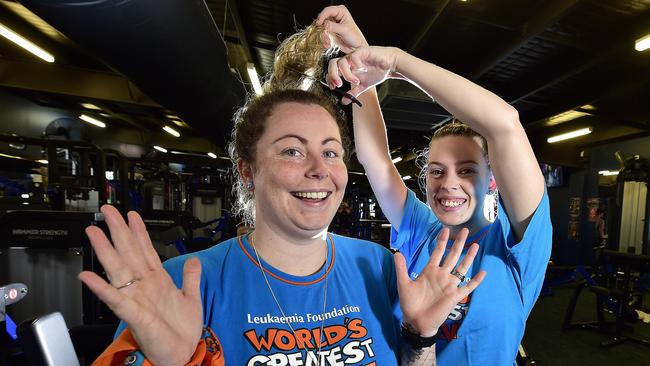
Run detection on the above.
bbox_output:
[78,205,203,366]
[395,228,486,336]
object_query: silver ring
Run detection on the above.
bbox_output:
[450,269,466,282]
[115,278,138,290]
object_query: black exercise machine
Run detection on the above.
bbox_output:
[563,249,650,347]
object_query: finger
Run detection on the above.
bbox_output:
[323,20,348,40]
[315,5,347,25]
[393,252,413,297]
[337,57,359,86]
[348,52,368,73]
[459,270,486,298]
[127,211,161,270]
[86,225,132,284]
[101,205,145,276]
[430,227,449,267]
[78,271,141,322]
[442,228,469,270]
[453,242,479,276]
[181,257,202,300]
[321,30,332,49]
[327,58,343,88]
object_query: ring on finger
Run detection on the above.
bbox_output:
[450,269,466,282]
[115,278,138,290]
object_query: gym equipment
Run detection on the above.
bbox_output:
[0,135,109,212]
[0,211,115,326]
[615,153,650,255]
[1,283,28,323]
[17,312,80,366]
[563,249,650,347]
[1,284,28,365]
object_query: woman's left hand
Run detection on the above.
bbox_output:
[326,46,402,102]
[395,228,486,337]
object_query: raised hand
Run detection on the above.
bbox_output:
[326,46,402,101]
[78,205,203,366]
[315,5,367,52]
[395,228,486,337]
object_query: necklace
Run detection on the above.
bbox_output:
[250,234,329,366]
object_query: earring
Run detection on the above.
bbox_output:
[246,181,254,191]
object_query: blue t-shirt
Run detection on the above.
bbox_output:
[391,190,552,366]
[118,234,401,365]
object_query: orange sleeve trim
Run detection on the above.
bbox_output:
[92,327,223,366]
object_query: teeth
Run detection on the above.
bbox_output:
[440,199,464,207]
[294,191,328,199]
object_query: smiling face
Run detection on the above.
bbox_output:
[425,135,492,230]
[241,101,348,238]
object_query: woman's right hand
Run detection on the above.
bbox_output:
[78,205,203,366]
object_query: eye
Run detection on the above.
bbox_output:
[459,167,477,176]
[282,148,303,158]
[323,150,340,159]
[429,168,444,178]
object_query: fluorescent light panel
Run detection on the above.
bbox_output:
[402,175,412,180]
[547,127,592,143]
[635,34,650,52]
[80,103,102,110]
[0,22,55,62]
[545,110,590,127]
[247,63,263,95]
[391,156,403,164]
[207,152,217,159]
[153,145,167,153]
[162,125,180,137]
[599,170,620,176]
[0,153,24,160]
[79,114,106,128]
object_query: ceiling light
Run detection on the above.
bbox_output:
[153,145,168,153]
[547,127,592,143]
[392,156,403,164]
[402,175,412,180]
[162,125,180,137]
[165,114,180,119]
[599,170,619,176]
[207,152,217,159]
[21,193,29,199]
[79,114,106,128]
[171,119,188,128]
[544,110,590,127]
[0,153,25,160]
[580,104,596,111]
[80,103,102,110]
[247,63,263,95]
[0,22,55,62]
[37,159,48,164]
[635,33,650,52]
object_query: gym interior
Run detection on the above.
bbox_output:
[1,1,650,365]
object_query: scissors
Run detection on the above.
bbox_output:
[285,66,363,107]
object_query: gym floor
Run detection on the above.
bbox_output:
[523,285,650,365]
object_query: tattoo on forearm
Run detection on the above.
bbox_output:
[400,341,436,365]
